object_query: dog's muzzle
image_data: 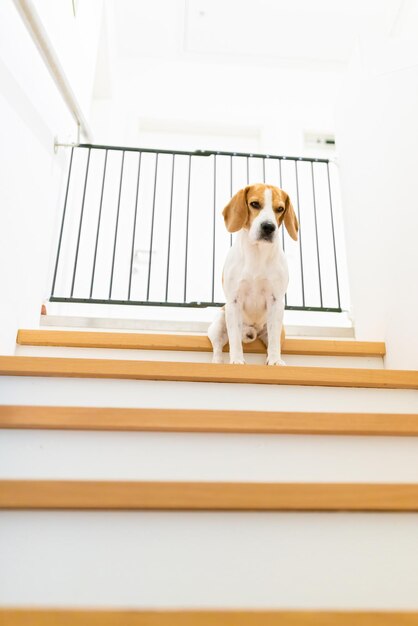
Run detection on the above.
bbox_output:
[259,221,276,241]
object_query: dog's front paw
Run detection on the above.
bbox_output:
[212,354,224,364]
[230,357,246,365]
[266,356,286,366]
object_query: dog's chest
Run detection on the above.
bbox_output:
[224,239,288,324]
[238,275,273,324]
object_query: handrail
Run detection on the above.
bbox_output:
[12,0,93,142]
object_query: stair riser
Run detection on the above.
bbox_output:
[1,511,417,608]
[14,345,384,369]
[1,377,418,413]
[41,313,356,338]
[1,430,418,482]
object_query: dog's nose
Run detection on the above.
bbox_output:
[261,221,276,235]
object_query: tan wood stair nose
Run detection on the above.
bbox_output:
[16,329,386,358]
[1,480,418,511]
[1,609,418,626]
[1,405,418,436]
[0,356,417,389]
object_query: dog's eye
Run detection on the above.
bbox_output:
[275,206,285,213]
[250,201,261,209]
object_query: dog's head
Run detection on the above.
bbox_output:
[222,183,298,244]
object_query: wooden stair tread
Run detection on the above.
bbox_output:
[1,405,418,436]
[0,356,416,389]
[1,609,417,626]
[1,480,418,511]
[17,329,386,357]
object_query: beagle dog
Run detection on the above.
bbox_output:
[208,183,298,365]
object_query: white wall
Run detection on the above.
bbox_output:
[0,1,102,355]
[336,10,418,368]
[337,3,418,369]
[35,0,103,119]
[92,57,341,157]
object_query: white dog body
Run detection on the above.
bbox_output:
[208,184,298,365]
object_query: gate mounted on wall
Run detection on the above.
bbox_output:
[50,144,343,313]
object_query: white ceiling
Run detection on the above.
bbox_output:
[107,0,404,69]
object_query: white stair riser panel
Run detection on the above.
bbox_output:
[41,312,355,338]
[2,431,418,482]
[1,511,417,608]
[1,377,418,413]
[14,345,384,369]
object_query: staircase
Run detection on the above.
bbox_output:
[1,327,418,625]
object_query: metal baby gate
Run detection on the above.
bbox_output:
[50,144,343,312]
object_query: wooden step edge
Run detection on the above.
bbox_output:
[1,480,418,511]
[1,356,417,389]
[1,609,418,626]
[17,329,387,358]
[1,406,418,436]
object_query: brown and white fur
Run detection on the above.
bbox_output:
[208,183,298,365]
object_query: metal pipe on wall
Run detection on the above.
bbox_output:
[12,0,93,143]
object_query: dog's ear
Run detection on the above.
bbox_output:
[284,194,299,241]
[222,187,249,233]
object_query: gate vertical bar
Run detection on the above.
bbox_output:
[311,161,323,308]
[183,155,192,302]
[165,154,176,301]
[146,152,159,300]
[211,154,217,303]
[51,147,74,296]
[90,149,108,298]
[109,150,125,299]
[229,155,233,246]
[279,158,287,308]
[70,147,91,297]
[294,159,305,308]
[327,162,341,309]
[128,152,142,300]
